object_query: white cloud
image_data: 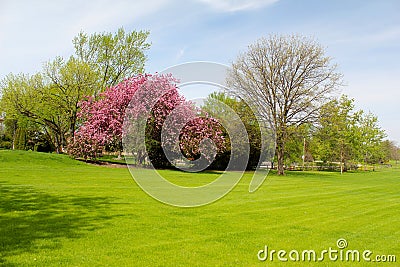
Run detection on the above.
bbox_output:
[0,0,169,76]
[197,0,278,12]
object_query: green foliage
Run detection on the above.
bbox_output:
[202,92,262,170]
[44,56,99,138]
[380,140,400,163]
[357,111,386,164]
[0,141,12,149]
[0,73,70,152]
[314,95,359,168]
[73,27,150,89]
[0,118,15,149]
[313,95,386,170]
[284,124,314,166]
[0,28,150,153]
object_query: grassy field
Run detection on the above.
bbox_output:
[0,150,399,266]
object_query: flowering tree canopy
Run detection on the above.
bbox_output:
[68,75,148,159]
[69,74,226,167]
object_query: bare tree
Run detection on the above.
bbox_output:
[227,34,343,175]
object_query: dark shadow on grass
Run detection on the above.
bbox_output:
[0,182,116,265]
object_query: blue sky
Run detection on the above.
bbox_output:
[1,0,399,142]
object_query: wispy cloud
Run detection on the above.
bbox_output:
[0,0,169,75]
[197,0,278,12]
[334,27,400,46]
[175,47,186,61]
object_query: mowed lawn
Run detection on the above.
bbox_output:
[0,150,399,266]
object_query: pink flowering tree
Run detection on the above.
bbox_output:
[69,74,226,167]
[179,117,225,160]
[123,74,226,168]
[67,75,148,159]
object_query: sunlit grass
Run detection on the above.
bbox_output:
[0,150,399,266]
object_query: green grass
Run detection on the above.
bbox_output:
[0,150,399,266]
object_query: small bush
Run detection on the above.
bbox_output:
[0,141,12,149]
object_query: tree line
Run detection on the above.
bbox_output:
[0,28,149,153]
[203,92,399,173]
[0,30,399,174]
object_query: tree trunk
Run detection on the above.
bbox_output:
[277,147,285,175]
[12,121,17,150]
[276,132,285,175]
[302,137,306,171]
[54,135,61,154]
[340,149,343,175]
[364,151,367,171]
[69,111,77,142]
[52,129,63,154]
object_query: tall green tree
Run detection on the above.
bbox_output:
[0,73,67,152]
[357,111,386,165]
[73,27,150,90]
[202,92,262,170]
[313,95,386,172]
[44,56,98,141]
[314,95,360,173]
